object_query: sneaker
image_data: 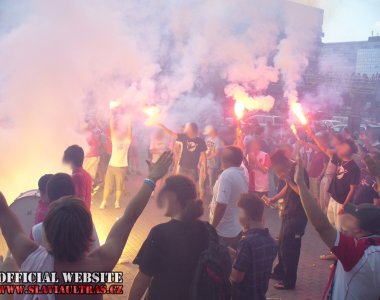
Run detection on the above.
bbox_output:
[114,201,121,209]
[273,282,295,290]
[99,201,107,209]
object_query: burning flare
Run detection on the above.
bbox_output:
[290,124,300,141]
[143,105,161,126]
[234,102,245,120]
[290,102,307,125]
[225,84,275,116]
[109,100,120,110]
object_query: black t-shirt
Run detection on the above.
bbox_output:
[133,219,209,300]
[328,154,360,204]
[353,173,379,205]
[280,165,309,221]
[176,134,207,170]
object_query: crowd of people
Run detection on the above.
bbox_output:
[1,104,380,300]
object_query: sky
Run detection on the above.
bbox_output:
[294,0,380,42]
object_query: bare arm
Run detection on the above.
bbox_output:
[128,271,152,300]
[158,123,178,139]
[0,193,38,267]
[304,125,333,159]
[294,156,337,248]
[211,203,227,228]
[200,151,207,177]
[91,152,173,270]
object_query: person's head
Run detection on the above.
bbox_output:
[330,134,344,148]
[238,193,265,229]
[157,175,203,222]
[154,128,164,140]
[184,122,198,139]
[254,126,265,137]
[341,203,380,238]
[43,196,93,262]
[342,127,352,139]
[63,145,84,169]
[336,138,358,160]
[270,149,293,180]
[203,125,217,137]
[248,139,262,154]
[221,146,243,169]
[281,144,294,159]
[38,174,53,197]
[46,173,75,203]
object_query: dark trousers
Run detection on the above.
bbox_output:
[273,216,307,287]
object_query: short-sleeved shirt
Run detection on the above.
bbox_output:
[233,228,278,300]
[109,135,131,167]
[133,220,208,300]
[325,232,380,300]
[328,154,360,204]
[72,167,92,209]
[205,136,223,169]
[176,134,207,170]
[353,173,379,205]
[210,167,248,238]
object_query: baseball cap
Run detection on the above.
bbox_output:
[344,203,380,234]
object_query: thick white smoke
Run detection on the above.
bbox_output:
[0,0,323,200]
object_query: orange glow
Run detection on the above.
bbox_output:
[226,84,275,113]
[234,102,245,120]
[290,124,300,140]
[109,100,120,110]
[291,102,307,125]
[143,105,160,125]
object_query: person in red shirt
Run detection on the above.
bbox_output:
[34,174,53,224]
[63,145,92,209]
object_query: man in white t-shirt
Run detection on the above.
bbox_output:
[100,107,132,209]
[210,146,248,249]
[295,156,380,300]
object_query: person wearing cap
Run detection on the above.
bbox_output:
[294,155,380,300]
[203,125,223,193]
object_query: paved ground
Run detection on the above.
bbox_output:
[92,175,331,300]
[1,174,332,300]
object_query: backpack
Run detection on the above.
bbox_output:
[190,222,232,300]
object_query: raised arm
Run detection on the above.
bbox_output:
[304,125,333,159]
[92,151,173,270]
[158,123,178,139]
[0,193,38,267]
[294,156,337,248]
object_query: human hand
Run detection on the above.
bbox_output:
[147,151,173,182]
[338,207,345,215]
